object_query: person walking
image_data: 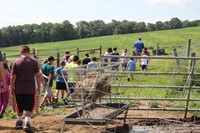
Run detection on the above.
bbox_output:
[53,61,66,104]
[0,51,6,96]
[10,45,41,132]
[0,62,11,118]
[40,56,55,108]
[134,38,144,56]
[82,53,91,65]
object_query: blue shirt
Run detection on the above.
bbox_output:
[56,67,65,83]
[127,59,136,71]
[134,40,144,52]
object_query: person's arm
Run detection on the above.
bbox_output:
[0,62,6,92]
[35,72,41,94]
[10,74,16,96]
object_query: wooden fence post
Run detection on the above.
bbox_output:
[186,39,191,57]
[173,48,180,67]
[57,49,60,68]
[33,48,36,57]
[156,43,159,56]
[100,46,102,56]
[3,53,6,61]
[77,48,79,57]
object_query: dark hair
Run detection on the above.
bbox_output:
[123,49,127,53]
[48,56,55,62]
[85,53,89,57]
[20,45,30,54]
[60,60,66,66]
[72,55,79,62]
[144,47,147,51]
[113,47,117,51]
[65,50,70,54]
[3,62,10,72]
[43,58,48,64]
[91,56,97,61]
[107,47,112,53]
[138,38,142,41]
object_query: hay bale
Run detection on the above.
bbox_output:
[74,73,111,101]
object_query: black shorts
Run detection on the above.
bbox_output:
[122,63,127,68]
[56,82,67,90]
[142,65,147,70]
[16,94,35,113]
[68,82,76,93]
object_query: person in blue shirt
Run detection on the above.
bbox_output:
[127,56,137,81]
[53,61,66,104]
[134,38,144,56]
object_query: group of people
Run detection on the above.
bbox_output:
[0,37,149,132]
[103,38,150,81]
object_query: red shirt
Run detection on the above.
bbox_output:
[12,57,39,94]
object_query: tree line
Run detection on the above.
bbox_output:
[0,17,200,47]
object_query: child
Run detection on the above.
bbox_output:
[143,47,150,69]
[127,57,136,81]
[53,61,66,104]
[40,56,55,108]
[34,70,44,114]
[141,52,148,72]
[120,49,129,71]
[0,62,11,118]
[87,57,98,69]
[64,55,80,105]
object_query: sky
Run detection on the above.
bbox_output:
[0,0,199,28]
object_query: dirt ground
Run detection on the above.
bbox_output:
[0,102,200,133]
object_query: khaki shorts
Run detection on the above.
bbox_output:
[45,87,52,97]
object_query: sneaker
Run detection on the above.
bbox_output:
[53,97,58,103]
[23,122,31,133]
[15,120,23,130]
[39,104,44,110]
[63,98,68,105]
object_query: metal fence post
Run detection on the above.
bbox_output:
[184,53,196,119]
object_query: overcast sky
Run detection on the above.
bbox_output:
[0,0,199,28]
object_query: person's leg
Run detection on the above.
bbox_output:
[0,91,9,118]
[15,94,24,129]
[23,94,34,132]
[35,95,40,114]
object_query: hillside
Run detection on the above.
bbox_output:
[1,27,200,57]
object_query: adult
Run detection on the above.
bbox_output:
[82,53,91,65]
[134,38,144,56]
[10,45,40,132]
[0,51,6,92]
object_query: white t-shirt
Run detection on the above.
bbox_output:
[141,55,148,65]
[121,53,129,63]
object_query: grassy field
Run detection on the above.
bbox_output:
[1,27,200,57]
[1,27,200,119]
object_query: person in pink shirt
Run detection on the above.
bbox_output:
[0,62,11,118]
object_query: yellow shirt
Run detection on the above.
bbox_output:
[65,62,79,82]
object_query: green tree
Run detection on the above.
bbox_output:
[146,23,156,31]
[169,17,182,29]
[76,21,91,38]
